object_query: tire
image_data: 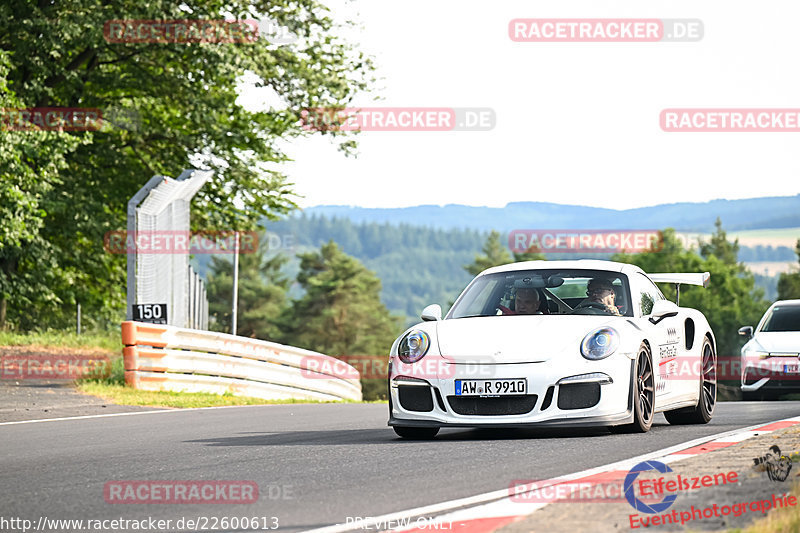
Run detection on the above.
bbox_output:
[612,343,655,433]
[393,426,440,439]
[665,337,716,425]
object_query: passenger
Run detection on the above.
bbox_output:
[515,288,542,314]
[501,287,549,315]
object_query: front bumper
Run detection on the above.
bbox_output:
[388,357,635,428]
[741,355,800,393]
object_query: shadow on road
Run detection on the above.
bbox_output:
[185,424,648,447]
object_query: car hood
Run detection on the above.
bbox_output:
[435,315,624,364]
[752,332,800,354]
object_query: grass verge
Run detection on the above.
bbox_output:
[77,356,385,408]
[727,490,800,533]
[0,330,120,352]
[76,382,334,408]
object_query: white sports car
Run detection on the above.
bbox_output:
[740,300,800,400]
[388,260,717,439]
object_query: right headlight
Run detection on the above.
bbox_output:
[398,330,430,364]
[580,327,619,360]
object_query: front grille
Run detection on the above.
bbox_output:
[446,395,538,416]
[557,383,600,410]
[398,385,434,412]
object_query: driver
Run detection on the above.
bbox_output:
[582,278,622,316]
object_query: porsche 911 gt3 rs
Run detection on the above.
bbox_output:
[387,260,716,439]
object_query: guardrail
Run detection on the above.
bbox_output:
[121,321,362,402]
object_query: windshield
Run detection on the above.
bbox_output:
[448,269,633,318]
[761,305,800,332]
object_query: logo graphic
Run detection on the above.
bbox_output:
[624,461,678,514]
[753,446,793,482]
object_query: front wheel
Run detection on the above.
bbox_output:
[665,337,716,425]
[612,343,655,433]
[393,426,440,440]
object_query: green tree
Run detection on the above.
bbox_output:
[285,241,401,400]
[0,50,86,329]
[699,218,739,266]
[464,231,514,276]
[777,238,800,300]
[206,241,290,340]
[0,0,373,330]
[613,227,769,359]
[513,250,547,262]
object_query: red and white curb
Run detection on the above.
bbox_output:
[305,416,800,533]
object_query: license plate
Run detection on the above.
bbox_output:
[455,379,527,397]
[784,364,800,374]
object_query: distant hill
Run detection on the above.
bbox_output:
[304,194,800,232]
[245,214,796,326]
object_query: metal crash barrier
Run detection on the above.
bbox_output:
[121,321,362,402]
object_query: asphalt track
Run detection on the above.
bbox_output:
[3,402,800,532]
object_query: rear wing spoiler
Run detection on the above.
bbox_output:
[647,272,710,305]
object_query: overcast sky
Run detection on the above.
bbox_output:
[240,0,800,210]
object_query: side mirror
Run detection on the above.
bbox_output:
[649,300,679,324]
[421,304,442,322]
[738,326,754,339]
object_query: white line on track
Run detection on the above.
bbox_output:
[0,404,270,426]
[304,416,800,533]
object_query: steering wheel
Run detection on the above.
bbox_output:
[574,301,609,311]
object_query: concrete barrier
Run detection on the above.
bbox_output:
[121,321,362,401]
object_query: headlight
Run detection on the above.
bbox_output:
[580,327,619,360]
[742,346,770,359]
[398,330,430,363]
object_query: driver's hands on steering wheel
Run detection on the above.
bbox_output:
[575,301,621,315]
[576,301,608,310]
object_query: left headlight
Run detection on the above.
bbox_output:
[398,330,430,363]
[580,327,619,360]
